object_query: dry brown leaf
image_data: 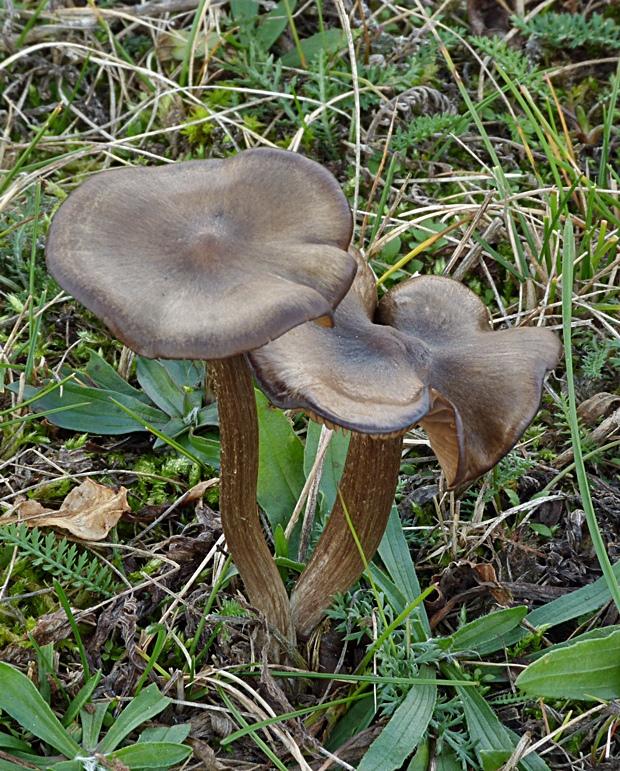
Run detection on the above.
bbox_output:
[185,477,219,503]
[17,478,128,540]
[576,392,620,425]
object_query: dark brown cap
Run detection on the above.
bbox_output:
[377,275,562,488]
[46,148,357,359]
[248,254,432,436]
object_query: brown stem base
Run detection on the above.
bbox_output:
[290,433,403,639]
[211,355,295,645]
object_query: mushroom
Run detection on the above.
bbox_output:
[45,148,357,644]
[249,254,432,637]
[249,260,561,638]
[377,274,563,489]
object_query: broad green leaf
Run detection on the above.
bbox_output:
[168,429,220,468]
[154,417,191,442]
[0,663,81,759]
[136,358,186,417]
[516,627,620,700]
[11,753,61,769]
[10,351,214,439]
[256,390,305,554]
[378,507,430,638]
[274,523,289,559]
[135,358,205,418]
[196,403,219,426]
[406,738,430,771]
[358,666,436,771]
[80,703,110,752]
[0,734,32,753]
[158,359,204,393]
[138,725,191,743]
[112,741,192,769]
[480,750,513,771]
[369,563,410,614]
[281,29,347,67]
[18,383,169,435]
[435,746,464,771]
[84,351,149,401]
[97,684,171,754]
[478,558,620,655]
[256,0,297,50]
[528,625,620,659]
[0,759,38,771]
[449,665,549,771]
[49,762,85,771]
[303,421,350,515]
[230,0,258,23]
[273,556,304,572]
[450,607,528,653]
[231,0,259,45]
[529,523,553,538]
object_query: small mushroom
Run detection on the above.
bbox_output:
[46,148,357,644]
[377,274,563,489]
[249,254,433,637]
[250,263,561,638]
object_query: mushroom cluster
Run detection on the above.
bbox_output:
[46,148,561,651]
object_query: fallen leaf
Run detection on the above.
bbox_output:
[185,477,219,503]
[17,478,128,540]
[185,739,226,770]
[428,560,513,629]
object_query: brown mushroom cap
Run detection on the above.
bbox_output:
[377,274,562,488]
[46,148,357,360]
[248,254,432,435]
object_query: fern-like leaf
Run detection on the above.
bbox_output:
[0,524,118,597]
[515,12,620,52]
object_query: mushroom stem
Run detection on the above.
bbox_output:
[290,433,402,639]
[211,355,295,644]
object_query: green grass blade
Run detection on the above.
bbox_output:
[598,59,620,187]
[562,218,620,613]
[0,104,61,197]
[54,580,90,682]
[220,692,372,745]
[217,686,288,771]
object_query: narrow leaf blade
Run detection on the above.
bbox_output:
[112,741,192,769]
[256,390,305,554]
[358,666,436,771]
[97,684,171,754]
[450,607,528,652]
[0,663,81,759]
